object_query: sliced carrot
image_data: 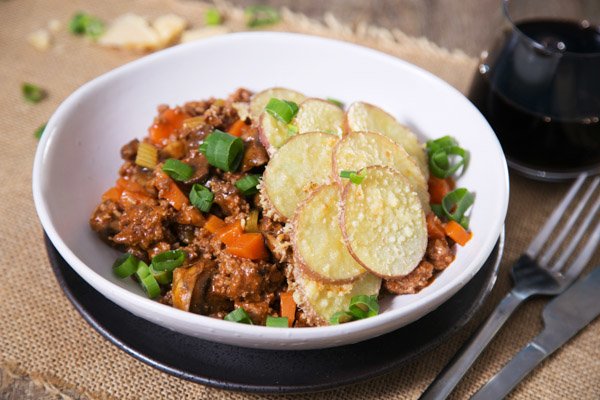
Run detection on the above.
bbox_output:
[159,176,189,210]
[215,220,244,246]
[205,215,226,233]
[120,189,152,207]
[426,213,446,240]
[227,119,247,137]
[444,220,472,246]
[226,233,268,260]
[279,292,297,327]
[149,108,188,146]
[428,176,452,204]
[116,177,147,194]
[102,187,123,202]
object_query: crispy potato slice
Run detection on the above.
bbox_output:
[346,102,428,177]
[293,98,345,136]
[258,112,292,156]
[333,131,430,211]
[262,132,337,220]
[292,184,366,283]
[249,87,305,121]
[291,268,381,326]
[341,166,427,278]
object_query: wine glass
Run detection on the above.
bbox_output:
[469,0,600,181]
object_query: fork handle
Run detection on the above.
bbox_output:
[419,291,526,400]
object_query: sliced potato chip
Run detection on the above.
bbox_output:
[341,166,427,278]
[293,98,345,136]
[293,184,366,283]
[346,102,428,177]
[153,14,186,47]
[99,13,161,52]
[258,112,292,155]
[291,268,381,326]
[333,131,430,211]
[262,132,337,220]
[249,87,305,121]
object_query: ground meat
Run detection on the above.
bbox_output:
[120,139,139,161]
[426,213,446,240]
[182,151,209,184]
[207,176,250,217]
[384,261,435,294]
[90,200,122,239]
[228,87,252,103]
[234,299,272,325]
[426,238,454,271]
[111,202,174,251]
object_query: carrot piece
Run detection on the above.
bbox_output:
[215,220,244,246]
[102,187,123,202]
[426,213,446,240]
[428,176,452,204]
[149,108,188,146]
[444,220,472,246]
[279,292,297,327]
[120,189,152,207]
[205,215,226,233]
[116,177,147,194]
[227,119,247,137]
[226,233,269,260]
[159,176,189,210]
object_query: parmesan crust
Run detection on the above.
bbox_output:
[294,98,345,136]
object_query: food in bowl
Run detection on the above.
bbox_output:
[89,87,474,327]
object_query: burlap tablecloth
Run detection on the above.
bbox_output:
[1,0,598,399]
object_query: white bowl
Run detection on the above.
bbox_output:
[33,32,508,350]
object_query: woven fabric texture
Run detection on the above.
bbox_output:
[0,0,598,399]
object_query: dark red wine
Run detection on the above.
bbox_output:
[469,19,600,177]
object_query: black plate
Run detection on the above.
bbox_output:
[45,232,503,394]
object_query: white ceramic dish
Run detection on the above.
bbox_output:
[33,32,509,350]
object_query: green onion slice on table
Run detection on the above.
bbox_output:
[441,188,475,229]
[224,307,253,324]
[189,184,214,212]
[69,12,105,39]
[22,83,46,104]
[204,8,222,26]
[34,123,47,139]
[348,294,380,319]
[245,5,280,28]
[112,253,139,278]
[426,136,469,179]
[136,261,161,299]
[266,316,288,328]
[235,174,261,196]
[265,98,299,124]
[151,250,185,272]
[199,129,244,172]
[162,159,193,181]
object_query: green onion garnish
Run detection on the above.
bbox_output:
[69,12,104,39]
[112,253,139,278]
[162,158,194,181]
[348,294,379,319]
[235,174,261,196]
[34,123,47,139]
[224,307,253,324]
[287,124,299,136]
[136,261,161,299]
[245,5,280,28]
[151,250,186,272]
[441,188,475,229]
[329,311,354,325]
[149,263,172,285]
[340,169,367,184]
[326,98,344,108]
[265,98,299,124]
[22,83,46,104]
[426,136,469,179]
[204,8,222,26]
[189,184,214,212]
[199,129,244,172]
[266,316,288,327]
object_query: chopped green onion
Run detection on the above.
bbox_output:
[326,97,344,108]
[112,253,139,278]
[69,12,104,39]
[235,174,261,196]
[224,307,253,324]
[431,204,445,219]
[265,98,299,124]
[340,169,367,184]
[34,123,47,139]
[22,83,46,104]
[199,130,244,172]
[348,294,379,319]
[245,5,280,28]
[266,316,288,327]
[149,263,172,285]
[426,136,469,179]
[162,158,194,181]
[204,8,222,26]
[189,184,214,212]
[329,311,354,325]
[426,136,458,154]
[136,261,161,299]
[287,124,299,136]
[151,250,185,272]
[441,188,475,229]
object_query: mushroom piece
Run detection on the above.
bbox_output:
[172,260,216,313]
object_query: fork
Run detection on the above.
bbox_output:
[420,173,600,400]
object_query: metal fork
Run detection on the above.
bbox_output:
[420,173,600,400]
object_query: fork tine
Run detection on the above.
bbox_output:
[562,216,600,283]
[551,192,600,273]
[526,173,588,258]
[539,177,600,267]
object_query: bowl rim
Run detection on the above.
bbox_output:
[32,31,509,347]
